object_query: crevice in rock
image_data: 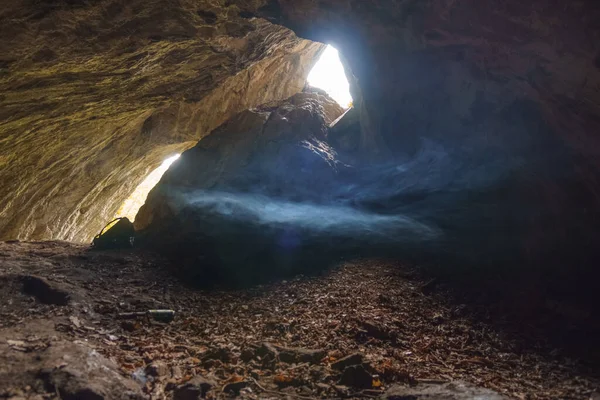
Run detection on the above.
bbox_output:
[196,10,218,24]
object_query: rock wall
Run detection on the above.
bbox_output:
[0,0,323,242]
[253,0,600,274]
[136,0,600,293]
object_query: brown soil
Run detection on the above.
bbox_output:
[0,241,598,399]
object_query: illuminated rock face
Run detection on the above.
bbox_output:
[0,1,323,242]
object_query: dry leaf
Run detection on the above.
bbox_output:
[224,374,244,384]
[274,374,294,384]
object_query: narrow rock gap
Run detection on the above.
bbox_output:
[306,45,353,108]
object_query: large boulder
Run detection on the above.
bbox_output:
[135,93,345,283]
[135,92,345,232]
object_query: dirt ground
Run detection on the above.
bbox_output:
[0,241,598,399]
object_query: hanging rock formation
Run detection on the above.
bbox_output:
[0,0,323,242]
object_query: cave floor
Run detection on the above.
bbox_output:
[0,241,598,399]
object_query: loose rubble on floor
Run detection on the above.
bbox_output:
[0,241,598,399]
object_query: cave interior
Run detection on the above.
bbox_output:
[1,0,600,398]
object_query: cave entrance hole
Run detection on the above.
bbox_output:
[115,154,180,221]
[307,45,353,108]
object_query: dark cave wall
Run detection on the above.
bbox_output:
[256,0,600,157]
[254,0,600,266]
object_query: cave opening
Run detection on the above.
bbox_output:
[307,45,353,108]
[115,154,180,222]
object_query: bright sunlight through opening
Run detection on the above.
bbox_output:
[116,154,180,221]
[307,45,353,108]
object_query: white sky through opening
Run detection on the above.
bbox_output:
[307,45,353,108]
[116,154,180,221]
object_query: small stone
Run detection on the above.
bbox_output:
[121,321,138,332]
[173,376,216,400]
[256,342,278,359]
[171,365,183,379]
[338,364,373,389]
[240,348,255,362]
[275,345,326,364]
[222,381,248,395]
[359,320,394,340]
[331,353,363,371]
[69,316,81,328]
[202,346,231,363]
[146,361,169,377]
